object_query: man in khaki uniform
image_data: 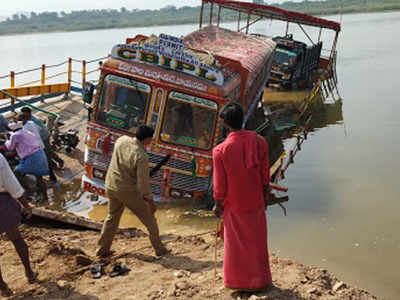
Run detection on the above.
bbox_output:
[96,125,169,257]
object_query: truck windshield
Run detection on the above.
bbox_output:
[274,48,297,66]
[96,74,150,133]
[160,92,217,150]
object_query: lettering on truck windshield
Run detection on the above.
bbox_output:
[160,92,217,150]
[96,74,151,133]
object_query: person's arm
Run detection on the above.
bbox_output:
[136,154,155,213]
[4,133,17,152]
[0,155,31,217]
[16,194,32,218]
[212,148,227,217]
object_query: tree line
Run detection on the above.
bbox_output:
[0,0,399,35]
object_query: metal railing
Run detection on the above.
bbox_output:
[0,55,109,113]
[0,55,108,91]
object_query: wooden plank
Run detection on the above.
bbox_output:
[31,206,145,237]
[270,151,286,176]
[0,83,70,100]
[32,206,103,231]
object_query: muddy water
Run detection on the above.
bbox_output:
[48,178,217,236]
[2,10,400,299]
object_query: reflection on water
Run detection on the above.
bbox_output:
[307,101,343,131]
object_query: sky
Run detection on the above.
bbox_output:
[1,0,292,17]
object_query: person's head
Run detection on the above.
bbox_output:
[219,102,243,130]
[17,111,29,124]
[136,125,155,145]
[20,106,32,122]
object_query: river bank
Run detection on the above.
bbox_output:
[0,3,399,36]
[0,220,377,299]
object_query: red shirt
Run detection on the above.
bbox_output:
[212,130,270,213]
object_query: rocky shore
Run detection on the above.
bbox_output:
[0,219,378,299]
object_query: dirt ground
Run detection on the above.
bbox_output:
[0,219,377,300]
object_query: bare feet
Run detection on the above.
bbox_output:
[96,250,115,258]
[26,271,38,284]
[155,247,171,257]
[0,283,13,297]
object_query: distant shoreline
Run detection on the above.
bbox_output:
[0,6,399,37]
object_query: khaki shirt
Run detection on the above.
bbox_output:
[105,136,151,199]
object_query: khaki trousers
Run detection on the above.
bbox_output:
[96,189,163,256]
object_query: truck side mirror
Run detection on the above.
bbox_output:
[83,82,95,104]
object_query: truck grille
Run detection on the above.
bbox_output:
[151,183,163,195]
[148,152,192,172]
[86,150,208,193]
[171,172,209,192]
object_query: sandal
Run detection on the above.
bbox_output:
[90,263,103,279]
[109,263,130,278]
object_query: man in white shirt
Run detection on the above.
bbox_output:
[0,153,37,296]
[22,120,45,149]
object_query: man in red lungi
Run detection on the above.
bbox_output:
[212,102,272,291]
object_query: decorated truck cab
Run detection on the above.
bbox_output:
[82,26,278,201]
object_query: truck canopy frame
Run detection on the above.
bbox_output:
[200,0,341,33]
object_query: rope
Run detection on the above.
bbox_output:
[16,72,69,87]
[14,66,42,76]
[86,69,100,75]
[0,56,105,84]
[87,56,109,64]
[44,71,68,80]
[0,56,105,80]
[214,218,221,281]
[46,60,69,68]
[17,79,42,87]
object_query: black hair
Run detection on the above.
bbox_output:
[21,106,32,114]
[136,125,155,141]
[219,102,243,130]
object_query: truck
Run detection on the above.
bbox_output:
[268,34,322,91]
[81,26,284,201]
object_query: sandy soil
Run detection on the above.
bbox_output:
[0,220,377,300]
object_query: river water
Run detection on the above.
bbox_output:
[1,11,400,299]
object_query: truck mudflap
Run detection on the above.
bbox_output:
[81,175,106,197]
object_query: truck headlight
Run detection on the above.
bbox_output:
[170,189,181,198]
[93,168,105,180]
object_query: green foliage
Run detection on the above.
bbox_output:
[0,0,399,35]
